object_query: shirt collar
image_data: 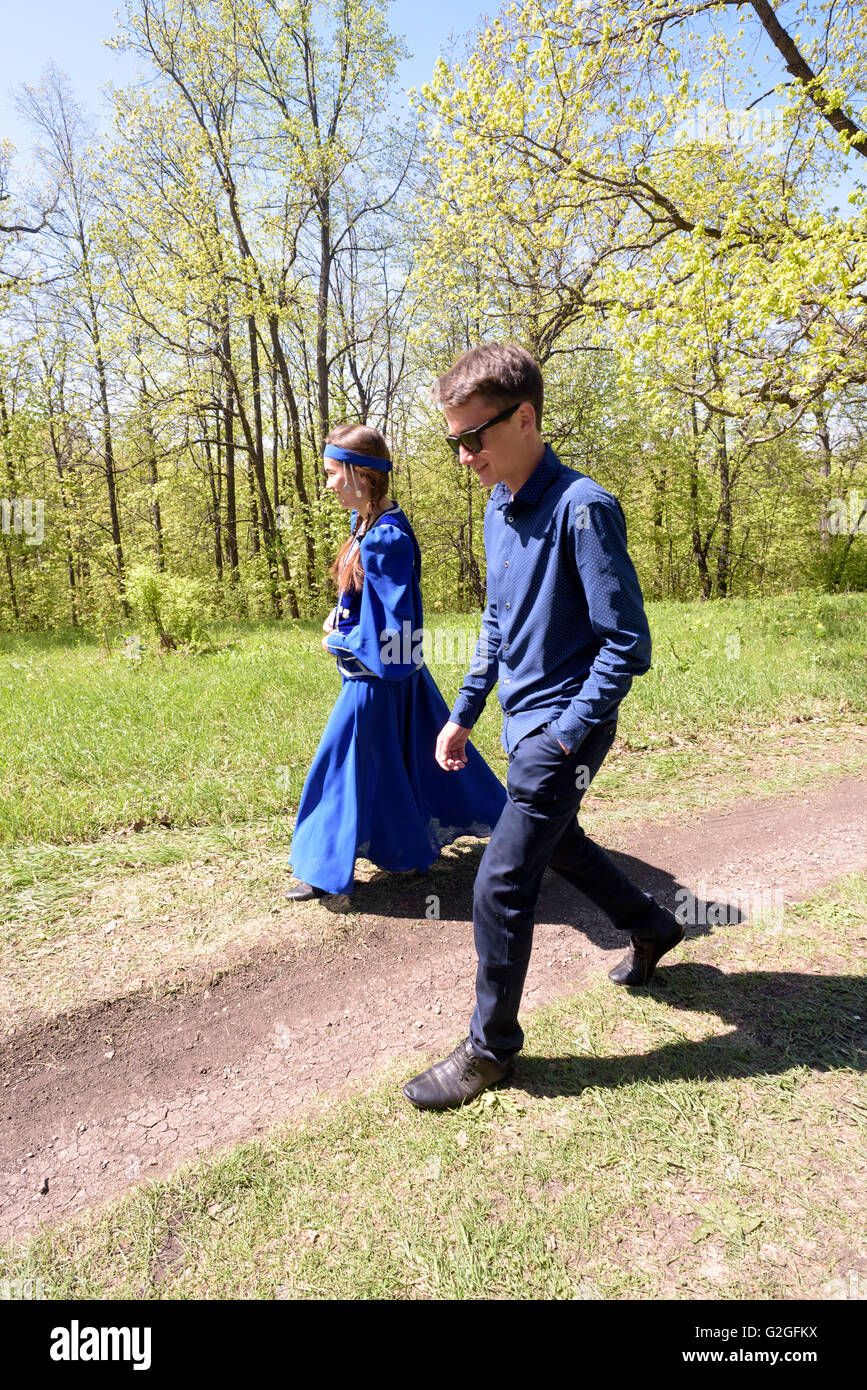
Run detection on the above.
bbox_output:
[492,443,560,511]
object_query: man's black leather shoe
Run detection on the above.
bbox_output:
[284,881,325,902]
[403,1037,514,1110]
[608,902,685,986]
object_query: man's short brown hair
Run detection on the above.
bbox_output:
[432,342,544,427]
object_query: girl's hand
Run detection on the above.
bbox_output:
[322,607,337,633]
[321,634,335,653]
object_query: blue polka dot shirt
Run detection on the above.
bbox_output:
[449,444,652,754]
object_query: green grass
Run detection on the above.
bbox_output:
[3,872,864,1300]
[0,593,864,847]
[0,823,275,929]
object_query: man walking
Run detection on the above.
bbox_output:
[403,343,683,1111]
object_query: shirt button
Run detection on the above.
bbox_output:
[505,603,511,610]
[504,560,509,567]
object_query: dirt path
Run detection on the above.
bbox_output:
[1,775,865,1243]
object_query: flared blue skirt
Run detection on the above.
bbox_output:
[288,663,507,894]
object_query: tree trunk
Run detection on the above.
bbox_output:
[245,311,284,616]
[715,421,732,597]
[140,373,165,572]
[316,188,332,455]
[202,405,223,582]
[814,399,832,551]
[651,464,667,599]
[46,384,79,626]
[247,454,261,557]
[271,355,280,512]
[2,540,19,621]
[83,273,126,616]
[689,402,713,599]
[221,309,240,580]
[0,381,24,622]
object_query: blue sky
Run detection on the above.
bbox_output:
[1,1,490,162]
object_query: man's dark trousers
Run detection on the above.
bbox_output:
[469,719,654,1064]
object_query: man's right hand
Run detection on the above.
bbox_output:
[436,721,471,771]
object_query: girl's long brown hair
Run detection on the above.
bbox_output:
[328,423,392,595]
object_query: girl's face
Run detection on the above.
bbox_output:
[324,458,370,509]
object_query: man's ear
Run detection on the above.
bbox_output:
[518,401,537,433]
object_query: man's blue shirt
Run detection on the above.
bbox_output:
[449,444,652,754]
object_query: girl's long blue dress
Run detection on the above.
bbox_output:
[288,503,507,895]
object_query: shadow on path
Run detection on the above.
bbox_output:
[348,841,749,950]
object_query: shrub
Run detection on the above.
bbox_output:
[126,566,211,649]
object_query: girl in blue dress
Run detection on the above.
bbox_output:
[286,423,507,900]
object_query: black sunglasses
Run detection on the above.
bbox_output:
[444,401,521,456]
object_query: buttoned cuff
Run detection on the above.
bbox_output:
[549,717,591,754]
[449,695,478,730]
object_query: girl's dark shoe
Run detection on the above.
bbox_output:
[284,881,325,902]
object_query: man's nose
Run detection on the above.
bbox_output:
[457,443,476,466]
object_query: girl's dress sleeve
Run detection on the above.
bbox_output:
[325,522,421,681]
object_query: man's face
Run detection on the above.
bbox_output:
[443,392,528,489]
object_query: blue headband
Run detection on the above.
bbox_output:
[324,444,392,472]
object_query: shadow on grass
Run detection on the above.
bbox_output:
[518,963,866,1097]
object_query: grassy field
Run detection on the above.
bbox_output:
[0,592,864,847]
[2,871,863,1300]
